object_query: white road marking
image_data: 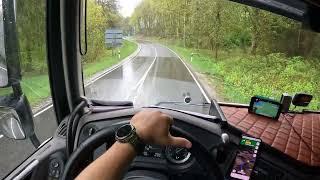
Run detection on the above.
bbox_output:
[158,44,211,103]
[34,104,54,117]
[0,134,3,139]
[13,42,209,122]
[85,44,142,87]
[32,43,142,118]
[130,45,158,102]
[0,66,7,71]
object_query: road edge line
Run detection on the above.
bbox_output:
[156,43,211,103]
[85,42,142,86]
[33,40,141,117]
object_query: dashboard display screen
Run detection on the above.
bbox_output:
[230,136,261,180]
[249,96,281,119]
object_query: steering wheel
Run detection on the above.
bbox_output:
[62,121,224,180]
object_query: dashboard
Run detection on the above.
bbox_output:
[92,143,204,178]
[4,107,320,180]
[141,145,192,164]
[73,108,320,180]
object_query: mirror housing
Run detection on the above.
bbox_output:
[0,94,36,141]
[0,106,25,139]
[0,0,21,88]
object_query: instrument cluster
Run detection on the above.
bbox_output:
[141,145,192,165]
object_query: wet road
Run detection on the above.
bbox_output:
[0,41,210,178]
[0,64,8,86]
[86,41,210,111]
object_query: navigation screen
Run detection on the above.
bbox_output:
[251,97,281,119]
[230,136,261,180]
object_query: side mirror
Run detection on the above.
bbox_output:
[0,106,25,139]
[0,94,40,146]
[0,0,39,147]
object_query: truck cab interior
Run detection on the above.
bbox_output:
[0,0,320,180]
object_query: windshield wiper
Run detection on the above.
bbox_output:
[87,99,134,113]
[155,101,210,106]
[146,105,221,123]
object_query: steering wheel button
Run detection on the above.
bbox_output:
[54,170,60,178]
[154,152,162,158]
[51,170,56,176]
[53,161,59,168]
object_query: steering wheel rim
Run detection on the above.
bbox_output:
[62,124,223,180]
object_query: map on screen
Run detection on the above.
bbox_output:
[230,136,261,180]
[252,99,280,118]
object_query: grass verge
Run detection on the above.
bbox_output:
[2,40,137,107]
[148,37,320,110]
[83,40,138,78]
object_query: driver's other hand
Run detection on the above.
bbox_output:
[131,110,192,149]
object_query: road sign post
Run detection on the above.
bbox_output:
[105,29,123,51]
[190,53,199,62]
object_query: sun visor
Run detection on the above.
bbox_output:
[229,0,320,32]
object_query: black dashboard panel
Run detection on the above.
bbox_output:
[74,108,320,180]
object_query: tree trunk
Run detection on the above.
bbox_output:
[214,2,221,59]
[297,28,317,57]
[25,41,33,72]
[183,6,186,47]
[250,9,259,55]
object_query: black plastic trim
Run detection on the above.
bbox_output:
[46,0,70,123]
[60,0,84,109]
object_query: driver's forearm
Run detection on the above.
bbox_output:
[76,142,136,180]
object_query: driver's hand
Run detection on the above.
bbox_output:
[131,110,192,148]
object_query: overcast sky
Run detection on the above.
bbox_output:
[118,0,142,17]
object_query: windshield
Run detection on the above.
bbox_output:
[83,0,320,113]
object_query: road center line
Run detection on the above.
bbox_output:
[132,45,158,102]
[158,44,211,103]
[133,46,157,90]
[33,43,142,118]
[0,66,7,71]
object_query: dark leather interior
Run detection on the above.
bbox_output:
[221,105,320,167]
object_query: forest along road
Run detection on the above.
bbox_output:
[0,41,211,178]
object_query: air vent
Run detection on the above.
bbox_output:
[57,121,67,137]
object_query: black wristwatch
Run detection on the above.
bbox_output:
[115,124,145,153]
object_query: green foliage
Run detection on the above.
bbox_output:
[7,0,137,107]
[15,40,137,107]
[83,40,137,78]
[16,0,47,73]
[131,0,319,57]
[168,42,320,110]
[133,0,320,110]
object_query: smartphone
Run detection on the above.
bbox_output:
[230,136,261,180]
[249,96,281,119]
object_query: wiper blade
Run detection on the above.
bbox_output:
[155,101,209,106]
[91,99,133,106]
[84,99,133,113]
[145,105,220,122]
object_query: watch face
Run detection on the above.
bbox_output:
[117,124,133,138]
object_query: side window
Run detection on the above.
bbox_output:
[0,0,57,178]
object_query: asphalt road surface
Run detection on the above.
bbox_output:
[0,41,210,178]
[0,64,8,86]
